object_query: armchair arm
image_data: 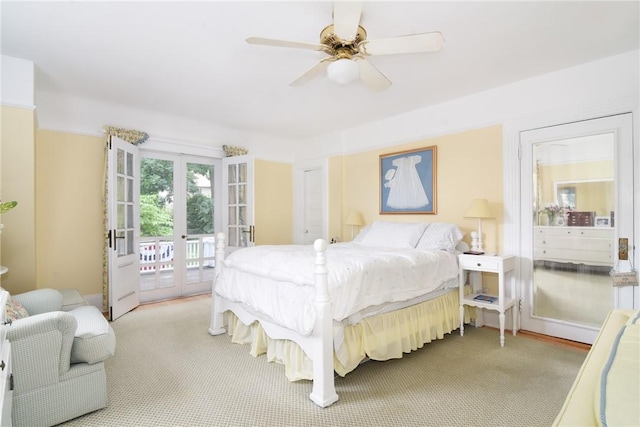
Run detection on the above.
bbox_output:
[6,312,77,393]
[13,288,64,315]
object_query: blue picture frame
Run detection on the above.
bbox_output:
[380,146,437,214]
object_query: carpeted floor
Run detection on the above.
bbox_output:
[61,297,587,427]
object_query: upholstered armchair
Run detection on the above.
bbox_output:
[6,288,116,427]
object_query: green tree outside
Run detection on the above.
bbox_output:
[140,159,214,237]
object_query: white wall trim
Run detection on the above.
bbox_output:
[0,102,36,111]
[143,138,224,158]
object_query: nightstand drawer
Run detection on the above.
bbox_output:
[459,258,499,271]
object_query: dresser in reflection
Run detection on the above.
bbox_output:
[534,226,614,268]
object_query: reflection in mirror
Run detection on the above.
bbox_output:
[555,179,614,215]
[532,133,614,327]
[556,185,576,208]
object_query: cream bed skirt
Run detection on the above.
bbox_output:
[224,287,475,381]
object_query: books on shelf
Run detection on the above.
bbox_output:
[473,294,497,303]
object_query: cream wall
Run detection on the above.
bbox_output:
[0,106,36,294]
[253,159,293,245]
[35,130,105,296]
[332,125,504,254]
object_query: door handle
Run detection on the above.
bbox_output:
[241,226,255,242]
[113,229,125,251]
[618,238,628,260]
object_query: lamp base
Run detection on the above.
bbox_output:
[470,231,481,252]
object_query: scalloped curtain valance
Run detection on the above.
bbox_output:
[103,126,149,145]
[222,145,249,157]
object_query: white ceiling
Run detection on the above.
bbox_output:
[2,1,639,142]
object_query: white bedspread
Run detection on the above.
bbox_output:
[215,242,459,336]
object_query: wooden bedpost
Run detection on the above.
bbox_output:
[309,238,339,407]
[208,232,227,335]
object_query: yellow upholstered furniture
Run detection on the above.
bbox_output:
[553,309,639,426]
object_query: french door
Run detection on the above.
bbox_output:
[520,114,635,343]
[108,136,140,320]
[139,152,221,303]
[222,154,254,251]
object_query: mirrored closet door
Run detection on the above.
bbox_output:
[520,113,634,344]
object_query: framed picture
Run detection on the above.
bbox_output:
[380,146,437,214]
[595,216,610,227]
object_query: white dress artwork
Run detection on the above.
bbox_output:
[384,155,429,209]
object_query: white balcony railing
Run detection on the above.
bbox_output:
[139,236,215,273]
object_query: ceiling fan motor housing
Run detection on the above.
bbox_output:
[320,24,367,59]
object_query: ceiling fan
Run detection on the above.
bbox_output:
[245,1,444,91]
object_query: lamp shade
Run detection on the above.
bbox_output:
[464,199,493,219]
[344,211,365,226]
[327,59,359,85]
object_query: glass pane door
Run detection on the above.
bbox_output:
[139,156,177,299]
[184,161,216,290]
[138,153,220,303]
[108,136,140,320]
[224,155,254,249]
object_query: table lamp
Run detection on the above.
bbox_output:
[344,211,365,240]
[464,199,494,254]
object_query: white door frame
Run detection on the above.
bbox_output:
[503,96,639,337]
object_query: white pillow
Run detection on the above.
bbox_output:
[359,222,427,249]
[455,240,470,254]
[416,223,463,252]
[353,225,372,243]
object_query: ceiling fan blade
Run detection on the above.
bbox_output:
[355,58,391,92]
[246,36,327,52]
[332,1,363,42]
[290,58,333,87]
[359,32,445,56]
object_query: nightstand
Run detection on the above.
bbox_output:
[458,254,517,347]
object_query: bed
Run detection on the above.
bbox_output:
[208,221,473,407]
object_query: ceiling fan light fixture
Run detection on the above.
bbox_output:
[327,58,359,85]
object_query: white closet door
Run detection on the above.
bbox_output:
[303,168,324,244]
[520,113,635,344]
